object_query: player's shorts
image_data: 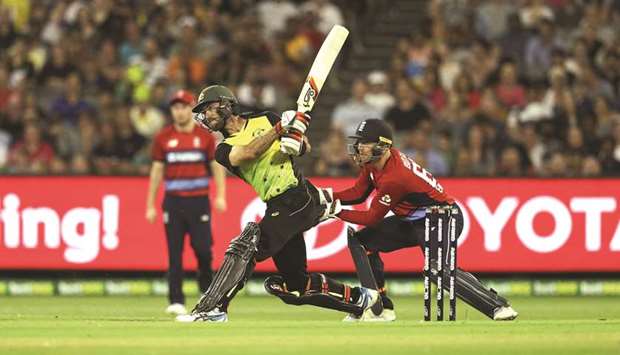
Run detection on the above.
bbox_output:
[255,179,323,261]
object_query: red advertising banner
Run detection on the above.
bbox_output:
[1,177,619,273]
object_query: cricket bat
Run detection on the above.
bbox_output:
[296,25,349,113]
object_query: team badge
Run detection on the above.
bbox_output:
[253,128,266,137]
[193,137,200,148]
[379,194,391,206]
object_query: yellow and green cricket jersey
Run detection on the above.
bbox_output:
[214,112,300,201]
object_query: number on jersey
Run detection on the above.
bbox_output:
[399,153,444,193]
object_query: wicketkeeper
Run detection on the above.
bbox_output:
[329,119,518,322]
[176,85,379,322]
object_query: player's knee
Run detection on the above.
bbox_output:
[226,222,261,260]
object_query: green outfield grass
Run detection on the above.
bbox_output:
[0,296,618,354]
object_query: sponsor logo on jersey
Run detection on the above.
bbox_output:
[166,151,205,163]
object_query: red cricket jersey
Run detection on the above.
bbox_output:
[334,148,454,226]
[151,124,216,197]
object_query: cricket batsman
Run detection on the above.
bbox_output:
[176,85,379,322]
[329,118,518,322]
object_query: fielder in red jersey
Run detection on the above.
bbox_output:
[145,90,228,316]
[324,119,518,322]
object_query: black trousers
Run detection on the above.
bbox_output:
[354,204,464,291]
[256,179,324,292]
[163,194,214,304]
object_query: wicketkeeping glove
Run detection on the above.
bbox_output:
[318,188,342,222]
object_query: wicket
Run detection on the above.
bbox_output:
[423,206,458,321]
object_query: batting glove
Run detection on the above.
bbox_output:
[279,110,311,134]
[280,129,304,156]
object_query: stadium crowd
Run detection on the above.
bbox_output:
[1,0,619,177]
[0,0,344,174]
[322,0,620,177]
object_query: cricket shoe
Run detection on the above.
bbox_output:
[360,308,397,322]
[342,313,361,322]
[493,306,518,321]
[175,307,228,323]
[356,287,380,314]
[379,309,396,321]
[343,308,397,322]
[341,288,379,322]
[165,303,188,315]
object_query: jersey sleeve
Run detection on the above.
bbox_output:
[265,111,280,126]
[333,168,374,205]
[214,142,234,171]
[151,133,165,161]
[337,180,406,226]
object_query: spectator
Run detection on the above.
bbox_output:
[498,13,529,71]
[544,151,569,177]
[129,97,165,139]
[580,155,602,177]
[496,145,525,176]
[475,1,516,40]
[69,153,91,175]
[400,127,449,176]
[50,72,92,126]
[495,61,526,108]
[301,0,344,35]
[92,121,121,175]
[519,0,554,29]
[384,79,431,135]
[257,0,297,39]
[314,129,356,176]
[463,123,496,176]
[0,65,12,111]
[331,78,381,137]
[420,68,447,114]
[525,19,562,79]
[38,45,75,88]
[8,122,55,174]
[364,71,395,117]
[594,97,620,137]
[521,123,546,173]
[137,38,169,87]
[115,106,146,164]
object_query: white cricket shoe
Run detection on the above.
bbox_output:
[175,307,228,323]
[359,308,397,322]
[342,288,379,322]
[380,309,396,321]
[356,287,380,313]
[493,306,518,321]
[165,303,187,315]
[342,313,361,322]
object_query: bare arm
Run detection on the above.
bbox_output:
[146,161,164,223]
[209,160,227,212]
[229,127,280,167]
